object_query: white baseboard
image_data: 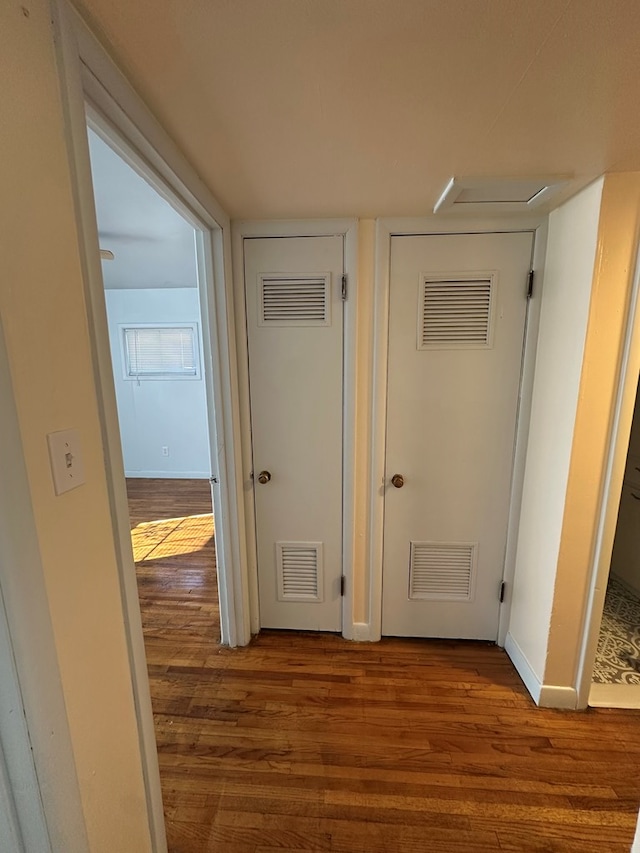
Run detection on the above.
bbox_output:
[538,684,578,709]
[632,811,640,853]
[505,632,578,709]
[504,632,542,704]
[125,471,210,479]
[589,682,640,709]
[342,622,373,641]
[351,622,373,642]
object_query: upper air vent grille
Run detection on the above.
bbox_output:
[419,277,494,349]
[259,275,330,326]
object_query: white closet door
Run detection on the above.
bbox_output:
[382,231,533,639]
[245,236,344,631]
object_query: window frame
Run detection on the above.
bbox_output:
[119,321,202,381]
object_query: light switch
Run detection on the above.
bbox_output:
[47,429,85,495]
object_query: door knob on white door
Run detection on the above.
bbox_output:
[257,470,272,484]
[391,474,405,488]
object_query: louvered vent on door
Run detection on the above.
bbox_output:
[276,542,324,602]
[419,276,494,349]
[409,541,476,601]
[259,274,331,326]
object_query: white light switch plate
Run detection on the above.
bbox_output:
[47,429,85,495]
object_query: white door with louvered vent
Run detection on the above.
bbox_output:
[382,231,533,639]
[244,236,344,631]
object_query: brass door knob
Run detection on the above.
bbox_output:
[391,474,404,488]
[257,470,271,485]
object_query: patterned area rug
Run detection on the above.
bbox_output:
[593,575,640,684]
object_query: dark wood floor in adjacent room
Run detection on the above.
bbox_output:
[128,478,640,853]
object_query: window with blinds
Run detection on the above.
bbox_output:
[121,324,200,380]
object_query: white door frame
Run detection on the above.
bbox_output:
[52,3,250,850]
[84,106,244,644]
[574,241,640,709]
[232,220,359,638]
[370,217,548,643]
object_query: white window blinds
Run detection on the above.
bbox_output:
[122,325,198,379]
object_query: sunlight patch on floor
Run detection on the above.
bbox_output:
[131,513,214,562]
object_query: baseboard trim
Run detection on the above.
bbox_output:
[124,471,210,479]
[632,811,640,853]
[505,633,578,709]
[538,684,578,709]
[343,622,373,642]
[504,632,542,704]
[589,682,640,709]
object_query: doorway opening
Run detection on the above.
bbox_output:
[86,123,222,649]
[590,373,640,707]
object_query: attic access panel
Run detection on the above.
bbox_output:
[434,176,569,214]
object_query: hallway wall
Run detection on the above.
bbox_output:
[506,174,640,705]
[0,1,153,849]
[507,179,604,699]
[546,173,640,691]
[2,30,639,853]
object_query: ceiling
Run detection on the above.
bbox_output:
[77,0,640,219]
[88,128,197,289]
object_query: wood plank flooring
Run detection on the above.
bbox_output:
[128,478,640,852]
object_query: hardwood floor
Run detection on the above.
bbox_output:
[128,479,640,852]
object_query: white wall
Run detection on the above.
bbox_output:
[0,317,86,850]
[106,288,211,478]
[0,1,153,849]
[506,179,604,693]
[88,129,198,291]
[544,175,640,700]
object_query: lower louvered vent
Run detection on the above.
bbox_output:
[409,542,476,601]
[419,276,493,348]
[276,542,323,602]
